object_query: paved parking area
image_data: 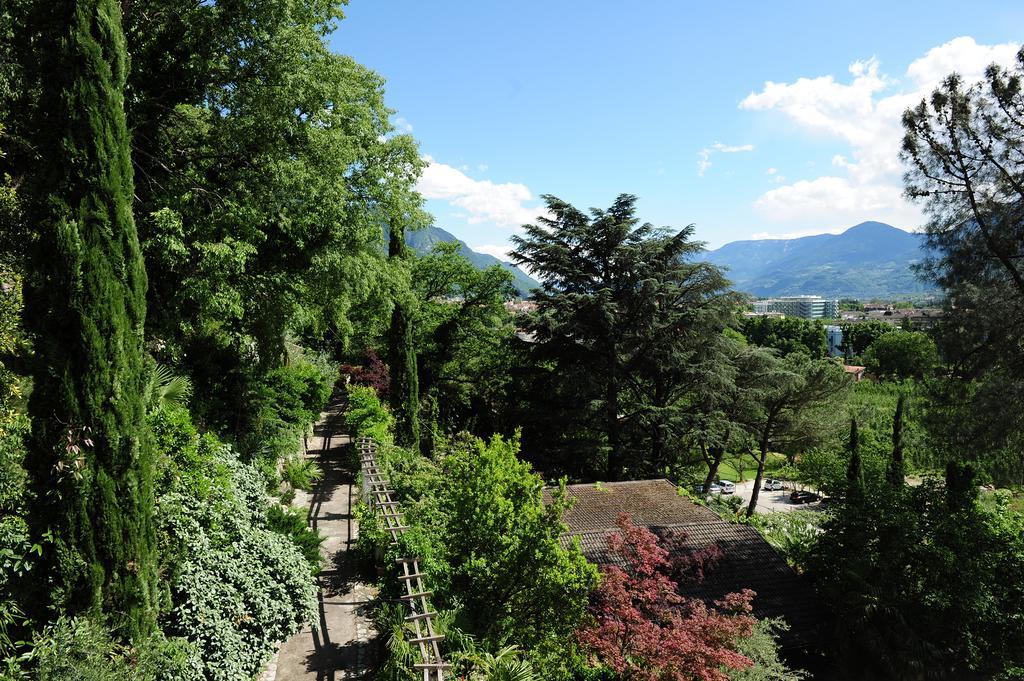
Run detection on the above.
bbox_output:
[727,480,825,514]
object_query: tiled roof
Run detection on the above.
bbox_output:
[544,479,719,533]
[546,479,818,649]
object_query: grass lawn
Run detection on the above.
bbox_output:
[717,452,787,483]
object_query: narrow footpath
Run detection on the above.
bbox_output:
[274,395,378,680]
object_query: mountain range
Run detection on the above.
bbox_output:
[701,221,934,299]
[403,226,539,296]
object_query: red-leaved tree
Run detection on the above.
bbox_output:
[577,514,756,681]
[340,348,390,399]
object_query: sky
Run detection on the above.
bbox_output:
[330,2,1024,256]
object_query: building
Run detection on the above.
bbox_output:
[543,479,819,652]
[752,295,839,320]
[825,324,843,357]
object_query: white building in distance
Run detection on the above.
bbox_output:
[752,295,839,320]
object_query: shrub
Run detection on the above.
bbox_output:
[281,453,323,491]
[30,616,200,681]
[151,406,318,680]
[345,384,394,444]
[244,357,335,461]
[267,503,324,572]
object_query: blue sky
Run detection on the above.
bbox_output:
[331,2,1024,256]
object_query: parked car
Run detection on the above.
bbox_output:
[716,480,736,494]
[789,490,821,504]
[763,479,784,491]
[696,482,723,494]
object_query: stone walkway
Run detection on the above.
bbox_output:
[274,396,378,681]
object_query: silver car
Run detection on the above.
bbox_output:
[763,479,784,491]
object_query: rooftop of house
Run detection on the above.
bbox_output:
[542,479,719,532]
[544,478,819,649]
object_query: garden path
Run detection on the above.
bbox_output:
[274,395,378,680]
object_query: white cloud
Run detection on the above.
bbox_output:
[697,142,755,176]
[741,37,1020,228]
[766,167,785,183]
[417,156,545,227]
[471,244,516,262]
[394,116,413,132]
[477,163,489,172]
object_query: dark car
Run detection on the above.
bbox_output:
[789,490,821,504]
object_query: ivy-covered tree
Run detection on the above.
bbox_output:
[21,0,157,639]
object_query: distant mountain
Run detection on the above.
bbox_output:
[701,221,934,299]
[401,226,539,297]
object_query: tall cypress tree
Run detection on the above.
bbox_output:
[387,227,420,452]
[887,394,906,487]
[22,0,157,639]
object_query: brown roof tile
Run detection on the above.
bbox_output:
[544,479,719,533]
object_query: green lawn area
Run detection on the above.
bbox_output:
[716,453,787,483]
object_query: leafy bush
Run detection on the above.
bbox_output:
[281,453,323,491]
[151,406,318,680]
[30,616,200,681]
[345,384,395,444]
[244,357,335,461]
[267,503,324,572]
[744,511,825,571]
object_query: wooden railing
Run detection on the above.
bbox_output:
[358,437,449,681]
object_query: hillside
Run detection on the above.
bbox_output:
[702,221,934,298]
[401,226,539,297]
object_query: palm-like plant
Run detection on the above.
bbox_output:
[148,363,192,413]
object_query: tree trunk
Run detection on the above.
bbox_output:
[746,432,771,517]
[703,445,726,494]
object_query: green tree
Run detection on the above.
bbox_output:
[411,242,516,440]
[742,354,850,516]
[384,433,597,675]
[21,0,156,639]
[902,46,1024,457]
[838,320,895,358]
[510,194,736,480]
[387,226,420,452]
[863,330,938,380]
[811,470,1024,679]
[740,316,827,358]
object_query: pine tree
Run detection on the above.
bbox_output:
[22,0,157,639]
[387,227,420,452]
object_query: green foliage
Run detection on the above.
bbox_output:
[839,320,896,358]
[388,226,421,452]
[510,194,738,480]
[741,316,827,358]
[243,356,334,461]
[863,330,938,380]
[728,619,808,681]
[411,242,517,442]
[346,384,396,444]
[20,0,157,639]
[367,432,597,677]
[744,511,825,571]
[281,454,323,492]
[811,474,1024,679]
[266,503,324,572]
[148,364,193,414]
[150,406,318,680]
[30,615,200,681]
